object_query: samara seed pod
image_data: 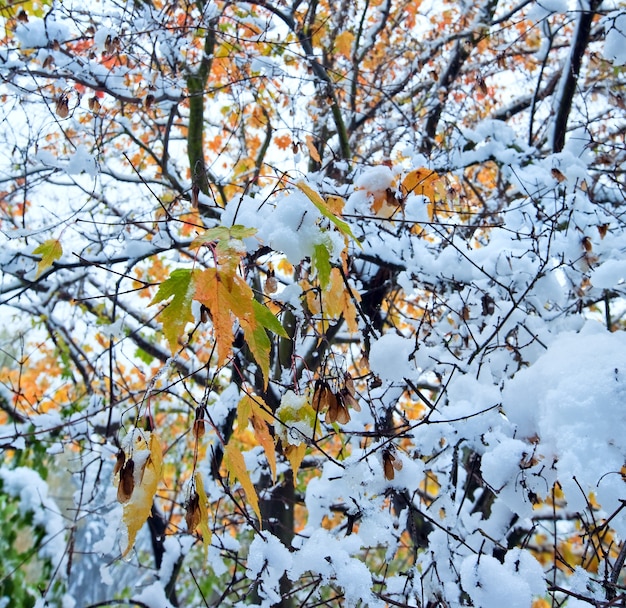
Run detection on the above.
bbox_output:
[117,458,135,503]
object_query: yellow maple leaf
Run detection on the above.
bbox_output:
[223,441,262,524]
[237,394,277,482]
[32,238,63,278]
[334,30,354,58]
[322,268,360,333]
[284,443,307,480]
[117,430,163,557]
[194,471,212,559]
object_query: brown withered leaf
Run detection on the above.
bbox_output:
[88,96,101,112]
[326,394,339,423]
[344,372,355,397]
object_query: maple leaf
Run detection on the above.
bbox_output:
[245,300,289,386]
[194,268,239,366]
[284,443,307,480]
[312,242,332,289]
[117,431,163,557]
[192,224,257,252]
[334,30,354,58]
[196,267,287,384]
[223,440,262,524]
[296,181,360,245]
[238,394,276,482]
[191,471,212,559]
[401,168,440,200]
[150,268,196,352]
[275,390,316,481]
[305,134,321,163]
[32,239,63,278]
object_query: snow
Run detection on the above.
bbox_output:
[0,466,66,565]
[603,12,626,65]
[132,581,175,608]
[460,550,545,608]
[247,534,293,607]
[502,325,626,522]
[368,333,416,381]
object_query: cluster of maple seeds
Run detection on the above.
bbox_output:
[312,372,360,424]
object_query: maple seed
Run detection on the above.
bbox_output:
[551,168,566,183]
[185,491,201,532]
[313,380,334,413]
[117,459,135,503]
[265,275,278,295]
[200,304,210,324]
[382,449,403,481]
[114,450,126,476]
[88,96,101,112]
[56,94,70,118]
[193,407,206,439]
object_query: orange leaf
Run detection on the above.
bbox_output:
[194,268,240,367]
[305,134,321,163]
[401,168,440,200]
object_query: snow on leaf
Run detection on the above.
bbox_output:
[223,440,262,524]
[191,224,257,251]
[238,394,277,482]
[118,431,163,557]
[150,268,196,352]
[32,238,62,278]
[296,181,359,245]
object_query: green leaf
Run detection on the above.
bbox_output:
[150,268,196,352]
[32,239,63,278]
[312,242,331,289]
[251,300,289,338]
[296,181,360,246]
